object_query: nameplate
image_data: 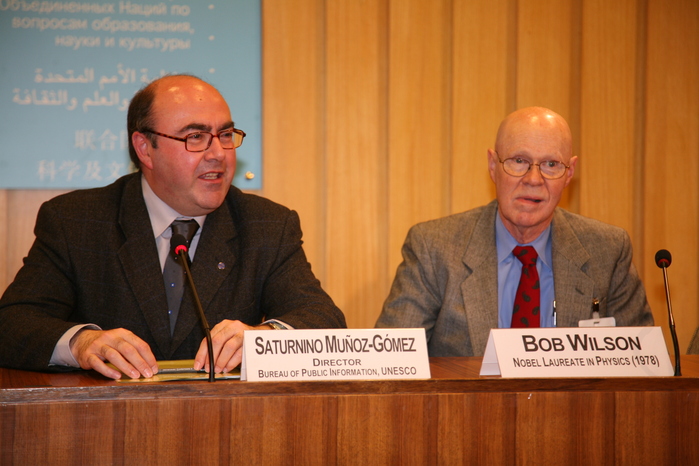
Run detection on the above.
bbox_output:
[241,328,431,381]
[480,327,673,377]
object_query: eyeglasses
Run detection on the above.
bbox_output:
[495,152,571,180]
[146,128,246,152]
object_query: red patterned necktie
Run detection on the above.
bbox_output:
[511,246,540,328]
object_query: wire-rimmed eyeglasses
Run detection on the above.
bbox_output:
[495,152,571,180]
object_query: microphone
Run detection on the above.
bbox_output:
[172,234,216,382]
[655,249,681,376]
[655,249,671,268]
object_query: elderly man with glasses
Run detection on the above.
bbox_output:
[376,107,653,357]
[0,75,346,379]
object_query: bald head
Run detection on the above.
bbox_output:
[149,74,223,103]
[495,107,573,162]
[487,106,577,244]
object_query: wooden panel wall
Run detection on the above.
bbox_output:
[1,0,698,351]
[642,0,699,353]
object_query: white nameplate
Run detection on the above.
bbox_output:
[241,328,431,381]
[480,327,673,377]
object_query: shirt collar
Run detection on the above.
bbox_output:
[141,175,206,239]
[495,211,552,268]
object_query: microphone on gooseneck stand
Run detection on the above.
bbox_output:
[172,234,216,382]
[655,249,681,376]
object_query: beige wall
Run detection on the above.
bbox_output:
[2,0,698,352]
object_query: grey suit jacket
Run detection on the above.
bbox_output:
[376,200,654,357]
[0,173,345,370]
[688,328,699,355]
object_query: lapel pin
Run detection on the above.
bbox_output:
[217,262,226,270]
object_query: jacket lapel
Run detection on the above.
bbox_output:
[458,204,596,354]
[551,209,595,327]
[117,175,173,358]
[461,201,499,356]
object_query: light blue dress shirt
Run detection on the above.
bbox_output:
[495,214,555,328]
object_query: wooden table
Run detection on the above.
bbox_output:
[2,356,698,465]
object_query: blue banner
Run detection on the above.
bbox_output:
[0,0,262,189]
